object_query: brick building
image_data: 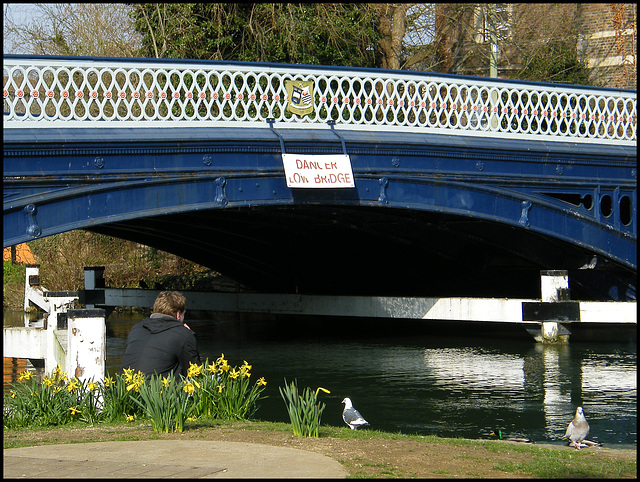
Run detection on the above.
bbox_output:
[577,3,637,90]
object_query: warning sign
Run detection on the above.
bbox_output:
[282,154,354,188]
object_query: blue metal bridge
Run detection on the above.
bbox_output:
[3,55,637,302]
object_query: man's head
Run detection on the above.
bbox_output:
[153,291,186,319]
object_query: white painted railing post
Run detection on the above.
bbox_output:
[66,309,106,382]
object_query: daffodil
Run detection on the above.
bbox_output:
[219,360,230,372]
[257,377,267,386]
[183,382,196,394]
[187,416,197,422]
[315,387,330,397]
[43,377,54,387]
[88,381,98,391]
[18,370,33,381]
[103,376,115,387]
[229,368,240,379]
[68,407,81,416]
[161,376,171,387]
[10,390,16,399]
[66,379,80,393]
[123,368,134,383]
[187,361,203,378]
[216,384,224,393]
[126,415,134,422]
[206,363,217,374]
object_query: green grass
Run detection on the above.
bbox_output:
[3,419,636,478]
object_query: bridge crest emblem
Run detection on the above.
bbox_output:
[285,80,314,117]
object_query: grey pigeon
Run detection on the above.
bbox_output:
[341,397,370,430]
[563,407,590,450]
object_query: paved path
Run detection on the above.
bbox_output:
[3,439,348,478]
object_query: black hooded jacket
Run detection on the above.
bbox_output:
[120,313,201,378]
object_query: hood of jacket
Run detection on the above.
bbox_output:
[141,313,183,334]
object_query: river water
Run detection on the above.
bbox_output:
[5,310,637,449]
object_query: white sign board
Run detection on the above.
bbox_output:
[282,154,354,188]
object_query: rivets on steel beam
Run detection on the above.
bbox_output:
[519,200,532,227]
[24,204,42,238]
[203,155,212,166]
[94,157,104,169]
[378,177,389,204]
[391,156,400,167]
[556,164,564,175]
[476,161,484,171]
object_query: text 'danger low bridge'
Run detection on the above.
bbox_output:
[3,55,637,313]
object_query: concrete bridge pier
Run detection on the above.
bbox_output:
[525,270,572,344]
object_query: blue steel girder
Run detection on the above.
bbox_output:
[3,126,637,299]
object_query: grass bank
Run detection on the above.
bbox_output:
[3,419,636,478]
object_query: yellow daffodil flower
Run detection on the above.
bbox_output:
[187,416,197,422]
[315,387,331,397]
[257,377,267,386]
[206,363,217,374]
[161,376,171,388]
[123,368,134,382]
[229,368,240,379]
[126,415,134,422]
[18,370,33,381]
[187,361,203,378]
[126,381,141,392]
[183,382,196,394]
[216,384,224,393]
[242,361,252,371]
[68,407,81,416]
[103,376,115,387]
[10,390,16,399]
[66,379,80,393]
[43,377,54,387]
[220,361,230,372]
[88,381,98,391]
[216,353,226,365]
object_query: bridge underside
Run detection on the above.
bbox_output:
[4,127,636,302]
[87,204,635,301]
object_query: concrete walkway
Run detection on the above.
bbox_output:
[3,439,348,478]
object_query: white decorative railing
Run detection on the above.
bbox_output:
[3,55,637,145]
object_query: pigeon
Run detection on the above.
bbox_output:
[489,429,533,443]
[563,407,590,450]
[341,397,370,430]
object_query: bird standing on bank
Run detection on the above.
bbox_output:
[341,397,370,430]
[563,406,590,449]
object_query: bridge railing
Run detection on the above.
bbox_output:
[3,55,637,145]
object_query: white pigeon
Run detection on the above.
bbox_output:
[341,397,370,430]
[563,407,590,450]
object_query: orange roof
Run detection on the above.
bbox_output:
[3,243,36,264]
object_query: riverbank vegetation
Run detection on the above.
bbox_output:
[3,232,233,311]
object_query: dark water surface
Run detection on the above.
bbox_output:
[104,312,636,449]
